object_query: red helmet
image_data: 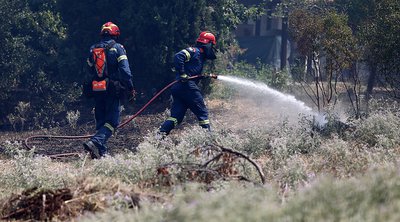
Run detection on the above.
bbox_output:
[100,22,120,36]
[196,31,216,45]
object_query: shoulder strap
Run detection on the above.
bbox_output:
[105,40,116,51]
[94,40,116,51]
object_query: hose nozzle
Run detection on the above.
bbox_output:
[209,74,218,79]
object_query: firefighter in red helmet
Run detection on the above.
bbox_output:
[158,31,218,136]
[83,22,135,158]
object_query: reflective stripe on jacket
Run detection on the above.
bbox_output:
[174,47,205,80]
[88,38,133,91]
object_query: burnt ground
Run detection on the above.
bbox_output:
[0,98,235,159]
[0,113,164,159]
[0,93,306,159]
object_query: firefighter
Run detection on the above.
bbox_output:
[83,22,135,159]
[159,31,218,135]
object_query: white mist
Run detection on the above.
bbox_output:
[217,75,327,127]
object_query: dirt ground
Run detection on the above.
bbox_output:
[0,88,314,160]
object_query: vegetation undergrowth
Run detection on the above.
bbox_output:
[79,168,400,222]
[1,98,400,221]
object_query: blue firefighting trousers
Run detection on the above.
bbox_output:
[160,85,210,134]
[90,95,120,156]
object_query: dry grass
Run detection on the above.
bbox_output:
[1,90,400,221]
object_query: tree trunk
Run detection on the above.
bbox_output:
[365,63,377,113]
[280,17,288,70]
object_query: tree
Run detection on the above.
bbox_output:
[289,6,360,115]
[335,0,400,109]
[0,0,71,129]
[0,0,263,129]
[57,0,263,103]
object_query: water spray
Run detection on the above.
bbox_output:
[215,75,328,128]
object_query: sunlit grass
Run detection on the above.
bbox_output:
[2,99,400,220]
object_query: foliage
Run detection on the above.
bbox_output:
[289,6,360,114]
[351,102,400,148]
[266,117,321,174]
[1,0,400,220]
[87,126,264,185]
[6,101,31,131]
[66,110,80,129]
[221,59,290,89]
[208,81,237,100]
[0,0,263,129]
[0,143,75,197]
[362,0,400,97]
[0,0,79,129]
[78,169,400,222]
[313,137,368,176]
[335,0,400,100]
[57,0,263,100]
[2,105,400,219]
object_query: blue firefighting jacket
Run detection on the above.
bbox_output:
[172,46,205,90]
[87,37,133,91]
[159,46,210,134]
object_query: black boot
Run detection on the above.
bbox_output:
[83,141,101,159]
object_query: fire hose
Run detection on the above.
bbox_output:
[24,74,218,158]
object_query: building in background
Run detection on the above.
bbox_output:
[236,0,290,70]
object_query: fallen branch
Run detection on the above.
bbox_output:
[201,153,223,168]
[215,144,266,185]
[155,144,266,185]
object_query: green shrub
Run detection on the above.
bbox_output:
[312,137,368,177]
[269,119,321,165]
[274,156,308,191]
[220,60,290,90]
[284,169,400,222]
[87,153,150,185]
[0,142,76,197]
[352,110,400,148]
[79,183,282,222]
[6,101,31,131]
[88,127,224,185]
[78,168,400,222]
[66,110,80,129]
[240,128,272,158]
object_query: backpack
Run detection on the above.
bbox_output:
[90,41,116,93]
[83,40,126,98]
[92,40,116,79]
